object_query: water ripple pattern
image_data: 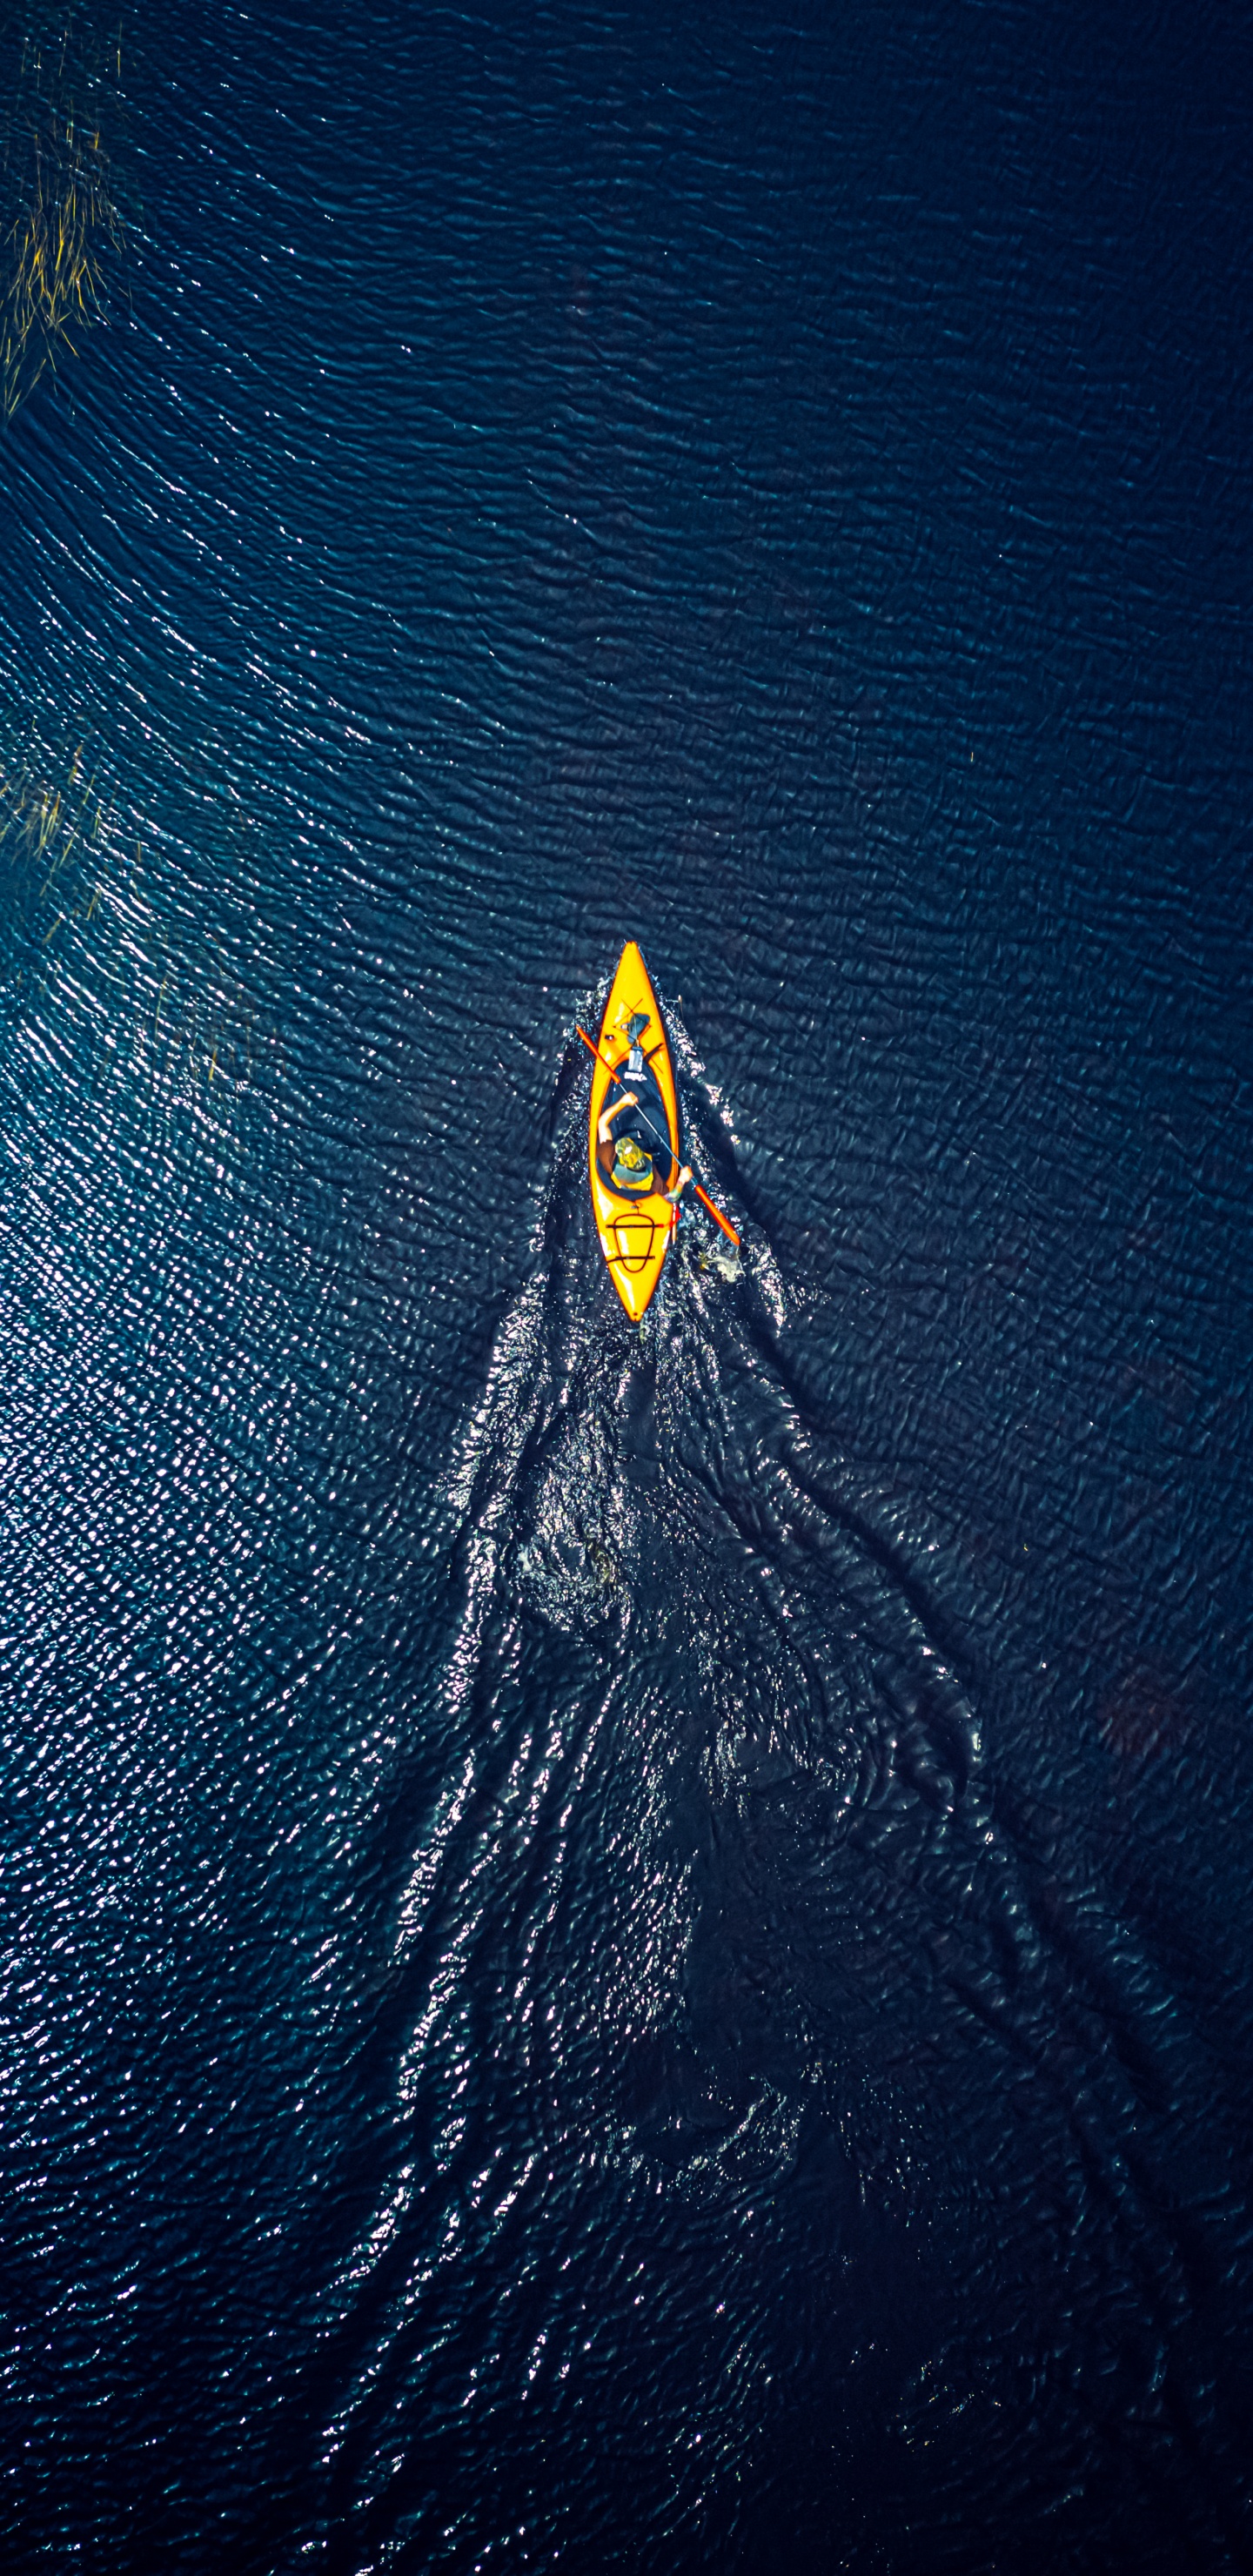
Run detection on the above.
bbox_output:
[0,2,1250,2571]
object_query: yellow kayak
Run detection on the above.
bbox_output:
[586,942,680,1320]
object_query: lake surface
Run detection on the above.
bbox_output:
[2,2,1251,2567]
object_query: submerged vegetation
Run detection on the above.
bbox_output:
[1,19,261,1112]
[0,740,267,1106]
[1,8,128,421]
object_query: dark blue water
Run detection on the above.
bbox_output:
[2,2,1251,2566]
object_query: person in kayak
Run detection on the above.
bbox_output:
[599,1088,653,1192]
[599,1084,692,1202]
[613,1132,655,1194]
[618,1012,693,1202]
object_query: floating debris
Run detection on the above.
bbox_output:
[583,1535,621,1591]
[700,1237,744,1285]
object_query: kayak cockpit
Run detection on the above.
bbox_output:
[594,1049,678,1200]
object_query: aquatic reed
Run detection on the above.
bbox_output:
[2,126,120,416]
[1,11,127,422]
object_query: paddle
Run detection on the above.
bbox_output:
[574,1024,741,1248]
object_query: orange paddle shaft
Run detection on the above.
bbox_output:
[574,1024,741,1249]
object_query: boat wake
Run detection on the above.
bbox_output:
[438,1043,988,2171]
[295,1008,1239,2576]
[295,1017,1034,2572]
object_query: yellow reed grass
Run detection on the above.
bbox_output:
[2,126,119,417]
[1,14,127,424]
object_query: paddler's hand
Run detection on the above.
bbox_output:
[597,1090,639,1144]
[665,1164,693,1204]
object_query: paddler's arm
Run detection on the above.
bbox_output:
[597,1090,638,1145]
[664,1165,694,1204]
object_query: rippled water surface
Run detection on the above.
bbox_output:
[2,2,1251,2567]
